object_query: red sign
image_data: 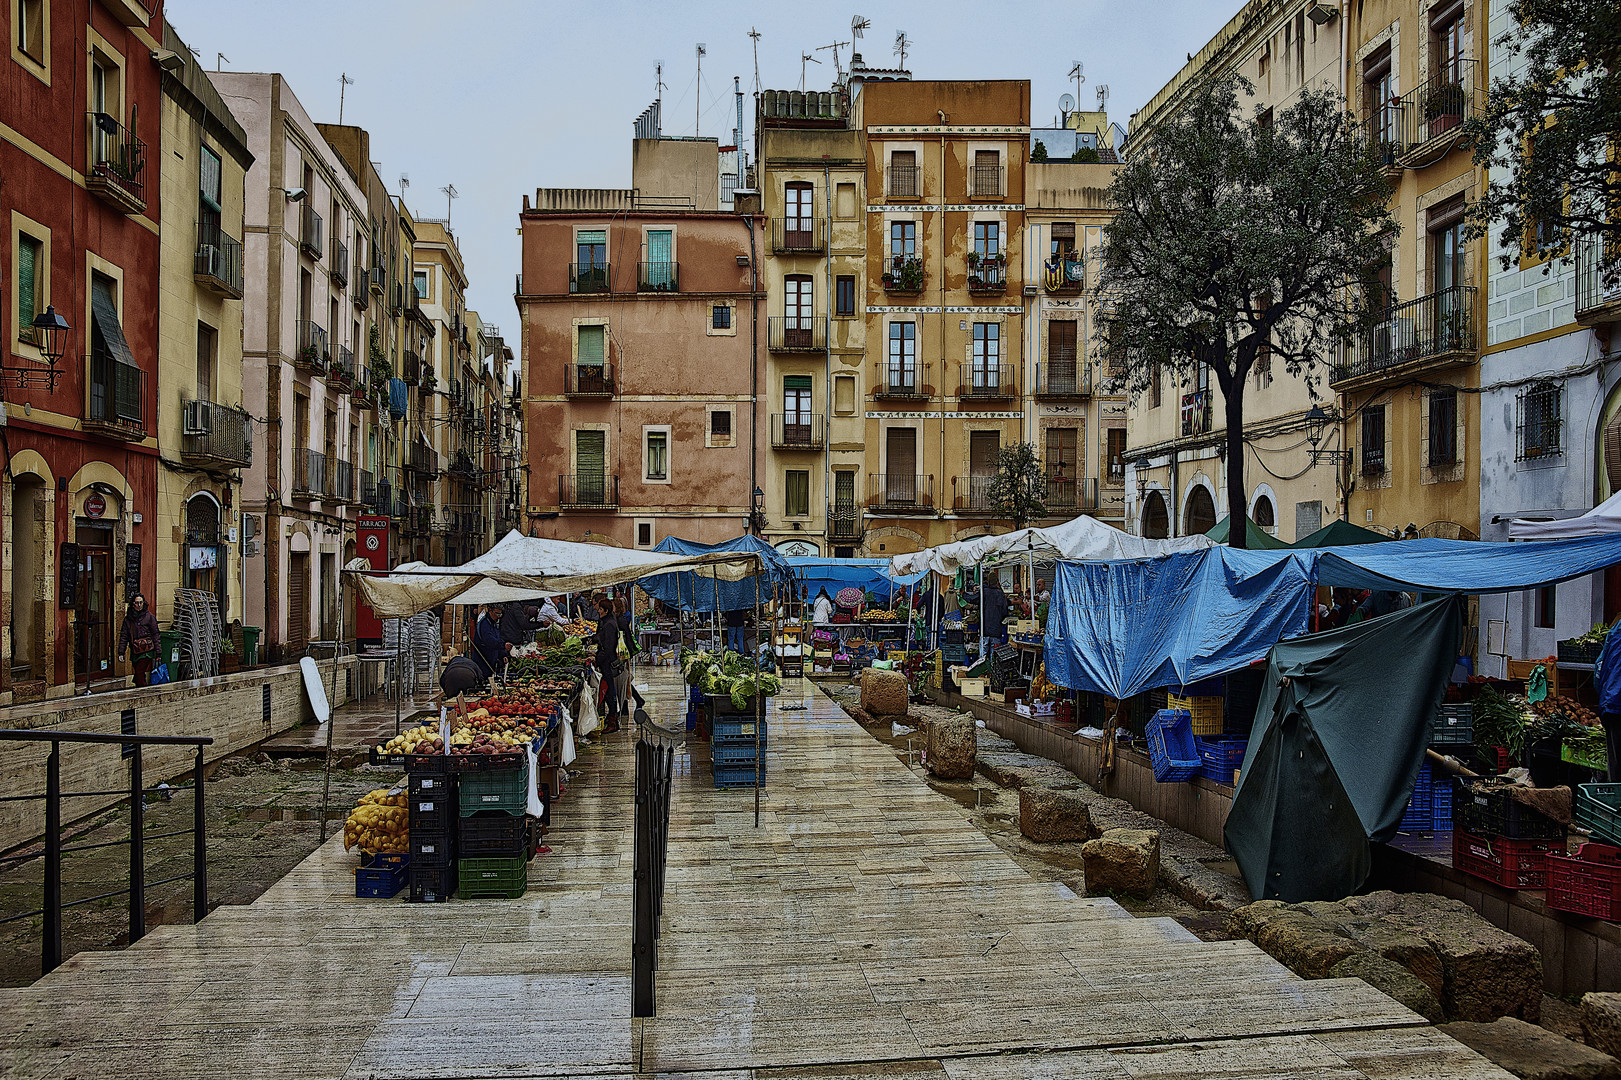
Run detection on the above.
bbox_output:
[355,516,391,642]
[84,493,106,518]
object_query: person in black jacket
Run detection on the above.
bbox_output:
[593,595,621,733]
[499,601,540,647]
[963,577,1011,645]
[472,604,510,677]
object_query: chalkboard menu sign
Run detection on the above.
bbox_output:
[124,543,141,601]
[58,542,78,609]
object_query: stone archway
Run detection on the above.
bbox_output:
[1142,490,1170,539]
[1184,485,1217,537]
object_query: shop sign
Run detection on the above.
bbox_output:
[84,493,106,518]
[188,545,218,570]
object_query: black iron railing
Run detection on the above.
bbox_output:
[295,320,329,373]
[767,316,826,352]
[569,262,610,294]
[1181,391,1214,436]
[181,399,252,467]
[886,164,921,199]
[295,448,327,497]
[827,503,864,540]
[194,223,244,298]
[1339,285,1478,380]
[637,261,679,292]
[874,361,932,399]
[330,344,355,388]
[953,475,1000,514]
[1576,237,1621,324]
[301,205,324,259]
[333,459,354,503]
[359,468,377,507]
[882,256,925,293]
[87,112,145,210]
[1045,475,1099,511]
[970,164,1004,199]
[869,473,934,511]
[0,729,213,977]
[561,473,618,509]
[771,217,824,254]
[1035,359,1091,398]
[966,260,1006,293]
[408,441,437,475]
[331,237,349,287]
[631,717,679,1017]
[564,363,615,396]
[770,413,824,449]
[959,363,1015,399]
[86,352,145,436]
[1399,59,1477,161]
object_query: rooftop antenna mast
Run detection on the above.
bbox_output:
[893,30,910,71]
[440,183,458,225]
[654,61,666,114]
[748,27,762,94]
[1097,84,1110,113]
[817,38,850,80]
[337,72,354,124]
[1069,60,1086,106]
[695,43,706,137]
[215,52,228,71]
[800,52,821,91]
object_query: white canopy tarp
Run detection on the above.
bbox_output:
[887,514,1215,577]
[1508,490,1621,540]
[348,530,764,618]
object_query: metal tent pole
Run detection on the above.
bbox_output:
[754,567,762,828]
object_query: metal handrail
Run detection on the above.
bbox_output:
[631,728,675,1016]
[0,728,212,977]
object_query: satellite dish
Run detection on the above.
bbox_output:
[1059,93,1075,114]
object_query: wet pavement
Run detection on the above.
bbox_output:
[0,667,1512,1078]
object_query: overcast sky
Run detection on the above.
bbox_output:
[165,1,1236,325]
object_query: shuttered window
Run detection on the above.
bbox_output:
[575,430,606,478]
[1428,389,1458,467]
[17,233,41,339]
[577,325,605,365]
[785,471,810,517]
[200,147,222,211]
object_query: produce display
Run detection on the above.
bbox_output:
[380,724,443,755]
[681,648,783,708]
[508,634,588,676]
[373,688,565,760]
[858,608,900,622]
[561,619,596,637]
[344,788,409,854]
[1568,623,1610,648]
[1473,685,1606,768]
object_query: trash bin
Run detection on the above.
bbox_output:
[242,626,261,667]
[160,629,181,668]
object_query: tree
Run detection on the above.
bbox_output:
[1096,74,1395,548]
[987,442,1047,529]
[1462,0,1621,287]
[1031,138,1049,163]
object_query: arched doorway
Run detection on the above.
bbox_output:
[9,475,46,680]
[1142,490,1169,539]
[1184,485,1217,537]
[1252,493,1276,534]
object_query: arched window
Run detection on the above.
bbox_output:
[185,494,219,544]
[1142,490,1169,539]
[1253,494,1275,529]
[1184,485,1217,536]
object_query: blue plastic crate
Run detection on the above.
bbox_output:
[714,762,766,788]
[712,716,766,743]
[1400,763,1441,832]
[712,742,761,766]
[1431,780,1453,831]
[355,861,407,898]
[1146,709,1201,783]
[1194,735,1248,785]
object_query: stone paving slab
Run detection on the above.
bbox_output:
[0,668,1514,1079]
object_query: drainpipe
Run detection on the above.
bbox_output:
[825,159,833,552]
[939,114,948,533]
[745,214,759,535]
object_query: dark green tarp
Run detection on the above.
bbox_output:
[1292,519,1392,548]
[1224,595,1464,902]
[1206,514,1290,549]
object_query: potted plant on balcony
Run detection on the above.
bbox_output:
[966,251,981,270]
[1424,81,1466,137]
[896,258,925,292]
[298,343,322,368]
[881,271,896,288]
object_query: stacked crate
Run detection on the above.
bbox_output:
[407,768,457,902]
[456,757,531,899]
[712,711,766,789]
[1451,779,1566,890]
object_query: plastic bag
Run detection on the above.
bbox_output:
[148,663,171,686]
[576,673,601,737]
[524,743,547,818]
[560,716,577,767]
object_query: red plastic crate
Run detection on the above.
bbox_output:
[1547,843,1621,921]
[1451,829,1560,890]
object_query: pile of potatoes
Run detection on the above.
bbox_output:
[343,789,408,854]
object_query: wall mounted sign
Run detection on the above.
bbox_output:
[58,542,78,608]
[865,411,1024,420]
[124,543,141,600]
[84,493,106,518]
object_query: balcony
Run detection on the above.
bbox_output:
[771,217,824,255]
[874,362,932,400]
[351,362,373,408]
[966,259,1006,294]
[180,399,252,468]
[86,112,146,214]
[329,344,356,390]
[408,441,437,476]
[83,353,145,440]
[1363,109,1404,176]
[969,164,1004,200]
[768,316,827,353]
[373,478,391,514]
[1034,359,1091,399]
[1576,238,1621,325]
[391,283,406,313]
[827,502,864,541]
[882,257,925,295]
[770,413,825,449]
[429,508,450,534]
[885,164,921,200]
[386,377,408,420]
[294,321,328,374]
[333,460,355,504]
[353,254,369,308]
[569,262,610,294]
[359,469,377,508]
[1398,59,1478,168]
[560,473,618,510]
[449,449,478,479]
[294,449,328,499]
[194,223,244,299]
[1181,391,1214,437]
[370,263,385,295]
[1337,285,1478,385]
[637,261,679,293]
[1044,475,1100,513]
[331,237,349,288]
[402,349,422,386]
[1043,254,1085,294]
[564,363,615,397]
[958,364,1015,401]
[952,475,1000,515]
[300,205,324,260]
[869,474,934,513]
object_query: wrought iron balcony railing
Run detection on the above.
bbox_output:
[331,237,348,287]
[768,316,827,352]
[1398,58,1478,165]
[886,164,921,199]
[770,413,824,449]
[194,223,243,298]
[1044,475,1099,512]
[1181,390,1214,436]
[1576,237,1621,326]
[882,256,925,294]
[771,217,824,254]
[300,205,324,260]
[1035,359,1091,399]
[294,449,327,498]
[85,352,145,439]
[868,473,934,512]
[294,321,328,374]
[1338,285,1478,382]
[180,399,252,468]
[637,261,679,292]
[966,260,1006,293]
[564,363,615,397]
[827,502,864,541]
[86,111,145,212]
[569,262,610,294]
[873,361,932,400]
[969,164,1004,199]
[959,363,1015,400]
[332,459,355,504]
[953,475,1000,515]
[560,473,618,510]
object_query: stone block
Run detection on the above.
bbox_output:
[1081,827,1160,898]
[1226,899,1291,938]
[1252,911,1363,979]
[1583,994,1621,1060]
[1330,952,1443,1023]
[924,715,977,780]
[1018,784,1094,843]
[1441,1017,1621,1080]
[859,668,910,717]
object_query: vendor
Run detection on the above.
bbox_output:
[440,649,488,699]
[537,596,568,628]
[812,588,834,625]
[962,577,1011,644]
[500,600,541,647]
[723,608,749,654]
[472,603,510,676]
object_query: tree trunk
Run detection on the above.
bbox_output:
[1223,373,1247,549]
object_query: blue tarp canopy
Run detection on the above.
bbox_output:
[1045,534,1621,700]
[788,557,928,602]
[639,534,791,613]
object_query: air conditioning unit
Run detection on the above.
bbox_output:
[197,244,219,270]
[182,399,212,435]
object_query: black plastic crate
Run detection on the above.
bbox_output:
[408,772,453,797]
[1558,640,1604,666]
[445,750,526,773]
[408,864,456,903]
[409,788,458,835]
[458,810,529,858]
[1452,779,1566,840]
[941,628,965,644]
[1430,704,1475,748]
[711,694,765,717]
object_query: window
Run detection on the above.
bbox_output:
[1050,223,1076,258]
[784,182,814,227]
[1107,428,1127,481]
[644,428,669,482]
[889,150,918,197]
[1253,494,1275,529]
[199,146,222,227]
[645,228,674,289]
[1364,46,1395,157]
[196,323,217,401]
[1045,428,1077,505]
[711,303,731,330]
[412,269,428,303]
[16,231,43,346]
[17,0,45,66]
[972,323,1000,387]
[1430,198,1466,294]
[833,374,856,415]
[1362,405,1387,474]
[1428,388,1458,467]
[973,221,1000,258]
[576,229,606,270]
[889,220,916,264]
[1046,320,1078,393]
[785,471,810,517]
[1518,380,1563,461]
[710,408,733,446]
[1149,363,1162,409]
[89,271,140,426]
[636,521,654,548]
[1535,586,1556,630]
[972,150,1000,197]
[835,183,856,218]
[1433,4,1464,84]
[888,322,916,385]
[784,375,812,420]
[577,324,605,365]
[835,275,856,316]
[785,274,813,325]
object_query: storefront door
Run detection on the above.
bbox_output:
[76,538,114,683]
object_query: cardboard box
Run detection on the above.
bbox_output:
[959,677,988,697]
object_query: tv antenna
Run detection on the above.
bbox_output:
[440,183,458,224]
[654,61,666,112]
[337,72,354,124]
[893,30,910,70]
[817,38,850,79]
[748,27,762,93]
[1069,60,1086,103]
[695,43,706,137]
[399,173,409,197]
[852,15,870,40]
[215,52,229,71]
[1097,84,1110,113]
[800,52,822,91]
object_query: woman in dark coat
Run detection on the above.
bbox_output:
[594,596,621,732]
[118,593,161,687]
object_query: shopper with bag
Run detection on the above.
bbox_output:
[614,596,645,720]
[593,596,621,733]
[118,594,160,687]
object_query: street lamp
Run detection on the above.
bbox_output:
[750,486,766,532]
[1304,403,1351,467]
[1,306,69,390]
[1305,403,1331,448]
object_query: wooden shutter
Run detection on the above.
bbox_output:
[1605,413,1621,493]
[577,325,604,364]
[287,555,309,655]
[970,431,1000,476]
[17,236,38,328]
[576,430,606,478]
[887,427,917,475]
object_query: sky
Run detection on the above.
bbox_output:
[164,1,1239,325]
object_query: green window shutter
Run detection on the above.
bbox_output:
[200,146,222,211]
[17,236,39,329]
[577,230,606,245]
[577,325,605,364]
[576,430,606,475]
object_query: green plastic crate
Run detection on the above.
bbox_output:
[457,855,529,899]
[456,760,529,816]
